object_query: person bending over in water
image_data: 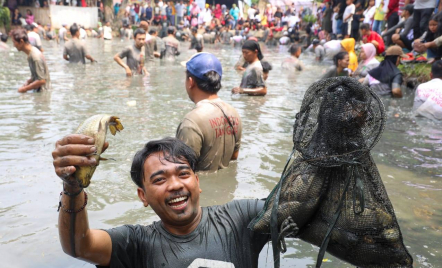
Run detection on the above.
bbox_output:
[52,137,268,268]
[321,51,350,79]
[282,44,304,71]
[261,61,272,81]
[231,40,267,96]
[11,28,50,93]
[114,28,148,77]
[63,24,96,64]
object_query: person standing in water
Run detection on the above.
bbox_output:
[114,28,148,77]
[232,40,267,96]
[177,53,242,171]
[321,51,350,79]
[63,24,96,64]
[162,26,180,61]
[11,29,50,93]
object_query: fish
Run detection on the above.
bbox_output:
[73,115,124,188]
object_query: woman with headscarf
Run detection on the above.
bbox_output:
[353,43,380,80]
[340,38,358,72]
[361,45,404,98]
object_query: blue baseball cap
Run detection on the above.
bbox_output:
[186,53,222,81]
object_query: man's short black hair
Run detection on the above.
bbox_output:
[360,23,370,31]
[195,43,203,52]
[149,29,157,35]
[70,24,79,36]
[25,24,32,31]
[261,61,272,73]
[431,60,442,78]
[11,28,29,43]
[134,28,146,38]
[289,44,301,55]
[0,34,8,43]
[186,70,222,94]
[167,26,175,35]
[130,137,198,189]
[191,27,198,33]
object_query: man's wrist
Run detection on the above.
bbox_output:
[63,182,82,195]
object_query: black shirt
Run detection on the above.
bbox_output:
[102,199,268,268]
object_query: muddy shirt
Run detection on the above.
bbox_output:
[28,46,50,91]
[162,35,180,59]
[221,31,233,44]
[240,61,266,89]
[63,39,88,64]
[28,31,42,50]
[102,199,268,268]
[190,34,204,49]
[176,98,242,171]
[118,44,143,72]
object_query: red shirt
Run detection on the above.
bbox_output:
[364,31,385,54]
[387,0,399,18]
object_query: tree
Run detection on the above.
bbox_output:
[0,0,11,32]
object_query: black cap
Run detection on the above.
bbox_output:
[400,4,414,15]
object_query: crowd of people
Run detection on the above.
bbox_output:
[1,1,442,267]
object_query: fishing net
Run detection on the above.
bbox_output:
[248,77,413,268]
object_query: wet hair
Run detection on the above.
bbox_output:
[195,43,203,52]
[334,51,348,66]
[191,27,198,33]
[360,23,370,31]
[134,28,146,38]
[167,27,175,35]
[293,34,300,42]
[11,28,29,43]
[24,24,32,31]
[149,29,157,35]
[431,60,442,78]
[70,24,79,36]
[289,44,301,55]
[1,34,8,43]
[130,137,198,188]
[261,61,272,73]
[186,70,222,94]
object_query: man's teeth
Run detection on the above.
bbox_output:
[168,196,188,205]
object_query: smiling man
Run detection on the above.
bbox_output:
[52,137,269,267]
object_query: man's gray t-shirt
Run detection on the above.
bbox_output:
[240,61,266,89]
[221,31,233,44]
[28,46,50,91]
[118,44,143,71]
[63,39,88,64]
[176,98,242,171]
[315,45,325,61]
[102,199,268,268]
[162,35,180,59]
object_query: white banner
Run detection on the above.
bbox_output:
[50,5,98,29]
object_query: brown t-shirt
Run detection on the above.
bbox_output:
[27,46,50,91]
[176,98,242,172]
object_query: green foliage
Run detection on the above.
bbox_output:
[399,63,431,83]
[303,14,317,23]
[0,6,11,29]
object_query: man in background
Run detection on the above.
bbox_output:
[63,24,96,64]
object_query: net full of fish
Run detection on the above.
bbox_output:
[74,114,124,188]
[248,77,413,268]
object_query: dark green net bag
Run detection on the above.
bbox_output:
[248,77,413,268]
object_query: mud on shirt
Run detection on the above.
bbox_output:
[63,39,89,64]
[28,46,50,91]
[176,98,242,172]
[240,61,266,89]
[101,199,268,268]
[118,44,143,72]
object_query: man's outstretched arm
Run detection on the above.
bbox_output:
[53,134,112,265]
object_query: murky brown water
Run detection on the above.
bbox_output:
[0,38,441,267]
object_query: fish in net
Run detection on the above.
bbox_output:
[248,77,413,268]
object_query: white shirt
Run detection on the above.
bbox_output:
[59,27,67,40]
[103,26,112,40]
[413,78,442,120]
[79,28,87,39]
[28,31,42,47]
[343,4,355,23]
[415,0,437,10]
[247,8,256,20]
[363,6,376,24]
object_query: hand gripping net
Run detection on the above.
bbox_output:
[248,77,413,268]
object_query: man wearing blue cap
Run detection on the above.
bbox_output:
[176,53,242,171]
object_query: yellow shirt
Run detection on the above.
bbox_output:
[374,4,385,21]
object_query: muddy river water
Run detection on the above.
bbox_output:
[0,38,441,267]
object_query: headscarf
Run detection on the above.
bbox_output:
[368,56,400,84]
[361,43,378,65]
[341,38,358,72]
[242,40,264,60]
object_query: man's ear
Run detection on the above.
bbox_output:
[137,187,149,207]
[188,76,196,89]
[195,174,202,193]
